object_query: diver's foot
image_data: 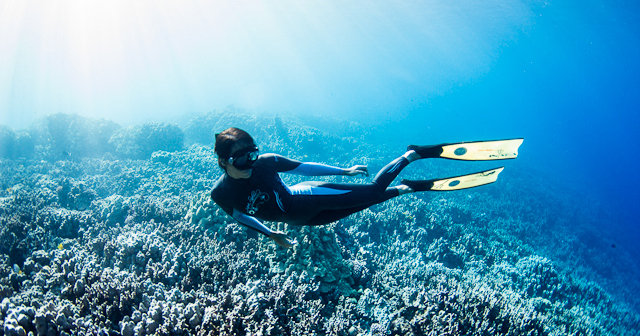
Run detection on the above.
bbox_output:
[403,150,422,163]
[407,144,443,159]
[400,179,434,192]
[396,184,414,195]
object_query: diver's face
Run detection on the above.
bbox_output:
[221,143,256,179]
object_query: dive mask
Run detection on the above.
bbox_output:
[228,146,259,170]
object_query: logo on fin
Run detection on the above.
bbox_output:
[454,147,467,156]
[480,170,496,176]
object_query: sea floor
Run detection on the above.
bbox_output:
[0,111,638,335]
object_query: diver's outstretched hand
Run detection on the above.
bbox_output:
[269,231,298,248]
[344,165,369,177]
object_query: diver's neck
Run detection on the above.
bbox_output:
[227,169,252,179]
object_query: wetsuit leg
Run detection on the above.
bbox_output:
[305,187,400,226]
[288,156,409,224]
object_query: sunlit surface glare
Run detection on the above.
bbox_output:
[0,0,532,127]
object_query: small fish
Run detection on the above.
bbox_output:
[58,243,64,250]
[6,187,11,193]
[18,270,23,275]
[158,177,163,184]
[13,264,20,273]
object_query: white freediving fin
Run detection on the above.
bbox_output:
[401,167,505,191]
[409,138,524,161]
[440,139,523,160]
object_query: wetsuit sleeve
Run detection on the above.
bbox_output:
[264,154,344,176]
[286,162,345,176]
[232,209,273,237]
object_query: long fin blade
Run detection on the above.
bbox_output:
[440,138,523,161]
[428,167,504,191]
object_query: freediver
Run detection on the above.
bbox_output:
[210,127,522,248]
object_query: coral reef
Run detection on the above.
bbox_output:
[184,110,360,165]
[109,123,184,159]
[29,113,121,160]
[0,111,639,335]
[0,126,34,160]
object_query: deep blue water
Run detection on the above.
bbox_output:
[441,0,640,250]
[357,0,640,255]
[1,0,639,298]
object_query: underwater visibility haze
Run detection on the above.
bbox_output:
[1,0,639,334]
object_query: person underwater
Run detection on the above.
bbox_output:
[210,127,523,248]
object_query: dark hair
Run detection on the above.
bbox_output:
[214,127,256,159]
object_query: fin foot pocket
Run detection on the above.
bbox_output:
[407,144,443,158]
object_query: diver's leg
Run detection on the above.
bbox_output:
[291,154,412,210]
[286,153,417,225]
[369,155,412,191]
[304,186,405,226]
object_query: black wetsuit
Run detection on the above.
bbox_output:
[210,153,409,235]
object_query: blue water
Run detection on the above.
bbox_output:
[1,0,639,312]
[400,0,640,256]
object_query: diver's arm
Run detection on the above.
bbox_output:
[232,209,273,236]
[342,165,369,177]
[231,209,298,248]
[265,153,367,177]
[287,162,344,176]
[269,232,297,248]
[287,162,368,177]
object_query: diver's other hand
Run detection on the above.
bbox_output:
[269,231,298,248]
[344,165,369,177]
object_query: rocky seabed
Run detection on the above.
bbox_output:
[1,111,639,335]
